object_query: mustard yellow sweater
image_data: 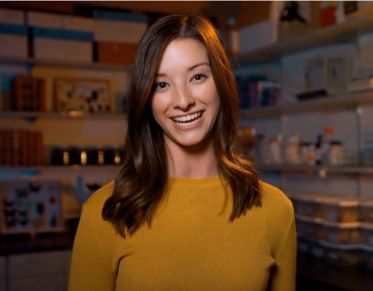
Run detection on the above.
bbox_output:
[68,177,296,291]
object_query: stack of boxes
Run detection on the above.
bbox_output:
[291,192,373,270]
[0,8,147,112]
[93,10,147,66]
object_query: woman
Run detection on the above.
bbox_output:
[68,14,296,291]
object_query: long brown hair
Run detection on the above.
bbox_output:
[102,14,260,237]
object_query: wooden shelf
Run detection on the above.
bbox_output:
[0,56,130,71]
[257,163,373,175]
[0,165,121,177]
[240,90,373,119]
[0,111,126,121]
[235,14,373,65]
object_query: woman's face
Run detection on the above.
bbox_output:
[151,38,220,150]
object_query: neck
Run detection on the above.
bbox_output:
[165,139,219,179]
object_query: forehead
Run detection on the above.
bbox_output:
[158,38,209,71]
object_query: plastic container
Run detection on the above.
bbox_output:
[322,220,362,244]
[360,200,373,223]
[320,197,360,223]
[296,215,324,241]
[360,223,373,246]
[319,240,363,267]
[290,193,323,219]
[360,245,373,271]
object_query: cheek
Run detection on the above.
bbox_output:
[151,94,171,127]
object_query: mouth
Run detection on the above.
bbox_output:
[171,111,203,126]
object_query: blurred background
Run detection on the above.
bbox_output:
[0,1,373,290]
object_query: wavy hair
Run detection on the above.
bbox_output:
[102,14,260,237]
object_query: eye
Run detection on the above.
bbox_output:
[155,81,168,90]
[191,73,207,82]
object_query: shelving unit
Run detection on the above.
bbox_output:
[0,110,127,121]
[235,13,373,65]
[240,90,373,119]
[257,164,373,175]
[0,56,130,71]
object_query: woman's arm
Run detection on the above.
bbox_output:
[68,205,115,291]
[269,214,297,291]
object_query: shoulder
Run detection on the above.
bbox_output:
[259,181,294,222]
[81,181,114,222]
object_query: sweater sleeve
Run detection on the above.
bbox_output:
[269,212,297,291]
[68,204,115,291]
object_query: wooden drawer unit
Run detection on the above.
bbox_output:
[0,256,6,291]
[7,250,71,291]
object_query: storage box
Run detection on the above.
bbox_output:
[319,240,363,267]
[27,11,63,28]
[321,197,360,223]
[360,245,373,270]
[0,8,25,25]
[31,27,93,62]
[62,15,95,32]
[296,215,324,240]
[322,220,361,244]
[239,20,277,53]
[95,41,137,65]
[361,223,373,246]
[290,193,323,219]
[0,23,28,58]
[360,200,373,223]
[93,10,147,43]
[94,19,147,43]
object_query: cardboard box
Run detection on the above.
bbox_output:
[239,20,277,53]
[93,10,147,43]
[0,8,25,25]
[62,15,95,32]
[95,41,137,65]
[31,27,93,62]
[94,19,147,43]
[27,11,63,28]
[0,23,28,58]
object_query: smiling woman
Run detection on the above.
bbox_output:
[151,38,221,166]
[68,14,296,291]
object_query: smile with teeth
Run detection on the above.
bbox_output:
[171,111,203,126]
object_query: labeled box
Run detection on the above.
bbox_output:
[95,41,137,65]
[0,23,28,58]
[0,8,25,25]
[239,20,277,53]
[27,11,63,28]
[31,27,93,62]
[93,10,147,43]
[62,15,95,32]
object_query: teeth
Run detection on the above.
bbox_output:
[173,112,202,123]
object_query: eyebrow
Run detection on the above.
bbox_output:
[156,62,210,77]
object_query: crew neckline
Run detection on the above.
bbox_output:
[168,176,224,188]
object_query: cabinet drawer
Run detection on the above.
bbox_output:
[8,251,66,278]
[9,274,65,291]
[0,256,6,291]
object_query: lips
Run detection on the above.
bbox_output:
[171,111,203,126]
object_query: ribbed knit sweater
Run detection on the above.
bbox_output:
[68,177,296,291]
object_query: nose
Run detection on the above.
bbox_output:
[173,84,195,111]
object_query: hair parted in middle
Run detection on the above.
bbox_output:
[102,14,260,237]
